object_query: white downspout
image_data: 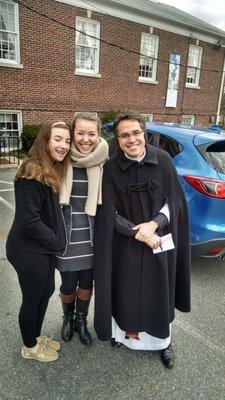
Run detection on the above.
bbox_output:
[216,52,225,124]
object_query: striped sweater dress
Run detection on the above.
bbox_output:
[56,167,93,272]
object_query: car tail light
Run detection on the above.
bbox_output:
[206,247,224,256]
[184,175,225,198]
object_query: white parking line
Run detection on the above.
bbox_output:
[0,180,13,185]
[0,196,14,211]
[0,189,14,192]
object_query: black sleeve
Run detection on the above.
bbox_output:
[115,213,136,237]
[152,212,168,230]
[16,179,59,248]
[115,211,168,237]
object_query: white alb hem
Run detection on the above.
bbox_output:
[111,317,171,351]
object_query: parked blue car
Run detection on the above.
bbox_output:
[103,122,225,259]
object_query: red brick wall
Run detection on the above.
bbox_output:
[1,0,224,127]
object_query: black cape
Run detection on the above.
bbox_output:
[94,145,190,340]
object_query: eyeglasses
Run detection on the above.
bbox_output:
[117,130,144,141]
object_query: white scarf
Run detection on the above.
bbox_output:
[59,137,108,216]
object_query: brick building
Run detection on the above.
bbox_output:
[1,0,225,138]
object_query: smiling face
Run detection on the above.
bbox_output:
[73,118,99,154]
[116,119,145,158]
[48,126,71,162]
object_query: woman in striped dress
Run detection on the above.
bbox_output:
[56,113,108,346]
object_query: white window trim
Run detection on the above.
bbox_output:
[138,78,158,85]
[138,33,159,84]
[75,71,101,78]
[0,109,22,136]
[185,45,202,89]
[0,1,23,68]
[75,16,100,77]
[185,84,201,89]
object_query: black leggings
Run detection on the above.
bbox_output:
[6,245,55,348]
[60,269,93,295]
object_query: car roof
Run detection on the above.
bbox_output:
[103,121,225,144]
[146,122,225,139]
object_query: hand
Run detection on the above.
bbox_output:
[145,234,162,250]
[133,220,158,243]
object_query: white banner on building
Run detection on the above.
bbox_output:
[166,53,180,108]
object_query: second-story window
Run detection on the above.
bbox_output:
[139,33,159,83]
[186,45,202,88]
[0,0,20,65]
[75,17,100,76]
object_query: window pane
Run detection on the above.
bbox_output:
[189,46,201,67]
[76,20,97,48]
[0,1,7,12]
[186,67,197,84]
[76,18,99,73]
[0,113,19,136]
[0,2,15,32]
[139,56,154,78]
[0,31,15,59]
[186,45,202,85]
[76,46,95,70]
[139,34,158,79]
[0,0,17,61]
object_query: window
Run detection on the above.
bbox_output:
[0,111,22,137]
[0,110,22,149]
[139,34,159,83]
[186,45,202,88]
[141,114,153,122]
[0,0,21,66]
[197,141,225,175]
[181,115,195,126]
[147,130,183,158]
[75,17,100,76]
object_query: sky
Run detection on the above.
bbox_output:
[159,0,225,32]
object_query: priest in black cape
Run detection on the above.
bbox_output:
[94,111,190,369]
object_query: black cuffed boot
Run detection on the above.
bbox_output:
[74,288,92,346]
[60,293,76,342]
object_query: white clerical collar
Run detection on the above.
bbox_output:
[124,148,146,163]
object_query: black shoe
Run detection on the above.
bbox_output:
[61,302,75,342]
[160,345,174,369]
[111,338,123,348]
[74,312,92,346]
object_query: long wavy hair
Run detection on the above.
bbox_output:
[15,122,72,192]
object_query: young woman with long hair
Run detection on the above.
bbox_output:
[6,121,72,362]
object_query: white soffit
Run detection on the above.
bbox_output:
[55,0,225,45]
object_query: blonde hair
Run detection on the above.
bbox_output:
[15,122,72,192]
[72,112,102,135]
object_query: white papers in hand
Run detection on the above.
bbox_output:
[153,233,175,254]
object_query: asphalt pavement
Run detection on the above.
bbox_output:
[1,168,225,400]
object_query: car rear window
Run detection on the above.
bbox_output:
[197,141,225,174]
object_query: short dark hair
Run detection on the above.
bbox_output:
[113,110,146,137]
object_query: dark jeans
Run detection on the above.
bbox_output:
[6,245,55,348]
[60,269,93,295]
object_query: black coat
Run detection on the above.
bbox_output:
[7,179,67,255]
[94,145,190,340]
